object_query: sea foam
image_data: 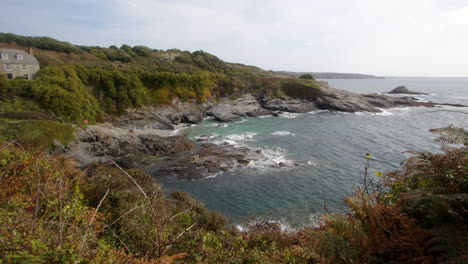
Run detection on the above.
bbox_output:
[272,131,295,136]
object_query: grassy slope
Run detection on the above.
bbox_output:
[0,33,323,149]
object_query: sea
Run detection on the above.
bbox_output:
[147,78,468,230]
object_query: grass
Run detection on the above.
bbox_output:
[0,97,42,112]
[0,119,75,149]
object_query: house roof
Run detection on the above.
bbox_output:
[0,49,39,65]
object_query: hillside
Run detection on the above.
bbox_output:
[0,33,275,76]
[278,71,384,79]
[0,33,316,121]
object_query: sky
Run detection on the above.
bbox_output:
[1,0,468,77]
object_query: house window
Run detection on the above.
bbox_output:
[16,54,23,60]
[1,53,8,60]
[6,74,13,79]
[21,64,27,71]
[23,74,29,79]
[4,64,12,71]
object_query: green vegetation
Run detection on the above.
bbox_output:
[0,33,264,75]
[0,33,323,140]
[0,33,80,53]
[0,120,75,149]
[0,127,466,263]
[299,73,315,80]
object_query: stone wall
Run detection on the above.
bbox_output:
[0,63,40,80]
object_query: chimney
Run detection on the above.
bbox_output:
[28,47,33,55]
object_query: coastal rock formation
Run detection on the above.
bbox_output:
[208,94,272,122]
[57,81,466,179]
[144,143,251,180]
[259,82,434,114]
[315,82,434,112]
[389,86,429,95]
[57,123,195,168]
[144,143,298,180]
[312,82,384,112]
[110,101,212,130]
[261,97,319,113]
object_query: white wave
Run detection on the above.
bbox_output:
[257,115,273,119]
[195,133,220,141]
[225,132,257,141]
[247,147,295,170]
[235,224,247,232]
[213,123,228,127]
[214,132,257,146]
[394,107,411,111]
[308,110,329,114]
[308,212,324,228]
[272,131,295,136]
[204,172,222,179]
[375,108,394,116]
[279,112,300,119]
[234,119,247,123]
[236,220,294,233]
[414,97,430,102]
[307,160,317,166]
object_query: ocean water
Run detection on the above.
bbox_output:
[148,78,468,229]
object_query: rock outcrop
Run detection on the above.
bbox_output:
[143,143,299,180]
[56,123,195,168]
[261,97,319,113]
[314,82,435,113]
[389,86,429,95]
[144,143,251,180]
[208,94,272,122]
[110,101,212,130]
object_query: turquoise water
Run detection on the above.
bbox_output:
[148,78,468,229]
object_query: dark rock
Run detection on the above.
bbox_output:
[145,143,252,180]
[139,135,195,156]
[110,101,212,129]
[213,112,242,122]
[209,94,271,122]
[114,154,136,169]
[57,123,195,167]
[261,97,319,113]
[388,86,429,95]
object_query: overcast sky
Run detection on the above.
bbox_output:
[2,0,467,76]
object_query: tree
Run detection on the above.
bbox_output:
[299,73,315,80]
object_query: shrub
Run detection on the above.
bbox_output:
[132,45,153,57]
[0,145,108,263]
[31,66,103,122]
[0,120,75,149]
[299,73,314,80]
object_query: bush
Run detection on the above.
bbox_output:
[132,45,153,57]
[0,33,81,53]
[0,146,108,263]
[0,120,75,149]
[299,73,314,80]
[31,66,103,122]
